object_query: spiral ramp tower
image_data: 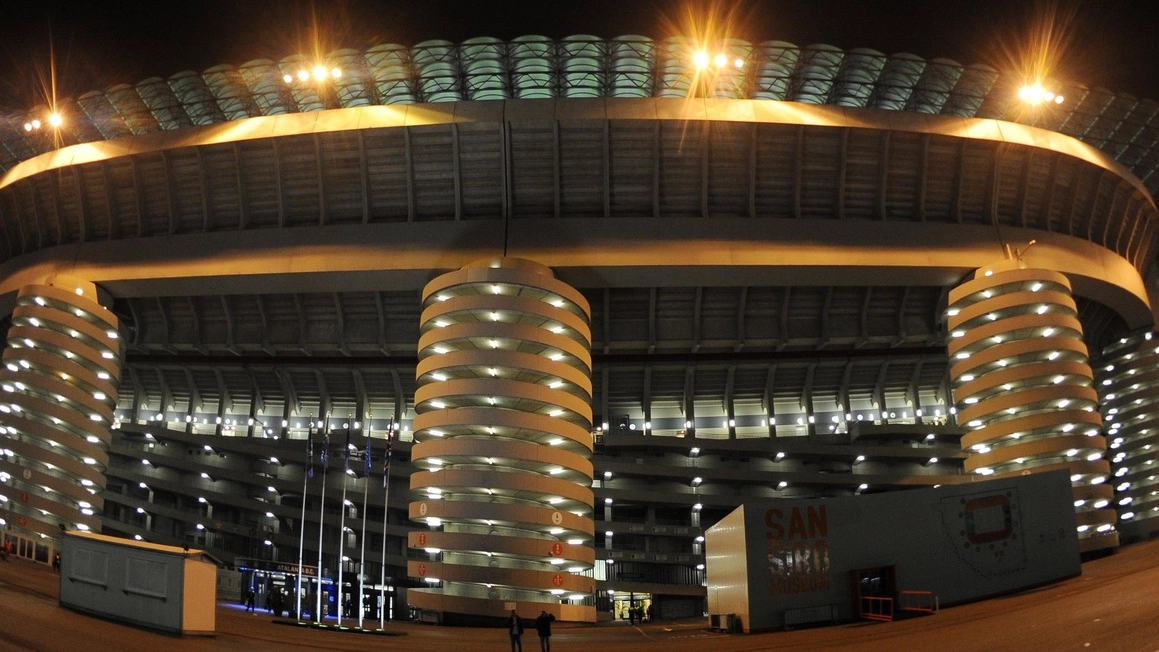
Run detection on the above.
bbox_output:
[1098,332,1159,542]
[408,258,597,622]
[947,263,1115,554]
[0,276,122,540]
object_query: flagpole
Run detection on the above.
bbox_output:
[315,414,330,624]
[357,417,372,629]
[379,418,395,630]
[336,417,352,627]
[295,416,314,621]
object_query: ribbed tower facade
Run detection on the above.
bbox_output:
[947,263,1115,554]
[0,276,122,540]
[408,258,597,622]
[1098,332,1159,542]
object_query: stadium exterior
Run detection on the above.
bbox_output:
[1,35,1158,623]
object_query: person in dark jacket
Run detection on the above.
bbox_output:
[535,610,556,652]
[508,609,525,652]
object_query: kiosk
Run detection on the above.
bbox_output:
[59,531,218,636]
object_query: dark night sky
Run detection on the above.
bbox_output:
[1,1,1158,110]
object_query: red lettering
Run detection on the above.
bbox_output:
[767,505,829,541]
[794,541,812,575]
[808,505,828,539]
[765,508,785,539]
[814,539,830,575]
[788,507,807,539]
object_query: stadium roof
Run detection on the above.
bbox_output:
[4,35,1158,195]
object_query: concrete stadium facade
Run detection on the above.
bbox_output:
[0,35,1157,623]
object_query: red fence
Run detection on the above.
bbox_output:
[859,596,894,622]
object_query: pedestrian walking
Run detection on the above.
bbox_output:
[507,609,525,652]
[535,610,556,652]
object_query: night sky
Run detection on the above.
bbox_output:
[1,1,1158,110]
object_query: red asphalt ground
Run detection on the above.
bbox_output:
[3,538,1159,651]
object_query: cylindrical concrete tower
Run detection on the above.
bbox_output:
[407,258,596,622]
[0,276,122,540]
[947,263,1115,554]
[1098,331,1159,542]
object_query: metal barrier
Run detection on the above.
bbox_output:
[859,596,894,622]
[900,590,938,614]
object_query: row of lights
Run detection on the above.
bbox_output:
[122,413,404,433]
[124,407,953,439]
[282,66,342,84]
[23,112,62,132]
[690,53,1066,114]
[15,61,345,139]
[599,408,948,432]
[692,50,744,70]
[1017,83,1065,105]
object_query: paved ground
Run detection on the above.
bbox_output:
[3,538,1159,651]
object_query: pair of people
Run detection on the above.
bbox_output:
[508,609,555,652]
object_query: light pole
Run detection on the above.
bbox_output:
[138,482,154,504]
[136,507,152,532]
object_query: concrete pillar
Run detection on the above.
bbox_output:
[947,262,1115,554]
[0,276,122,540]
[406,257,596,622]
